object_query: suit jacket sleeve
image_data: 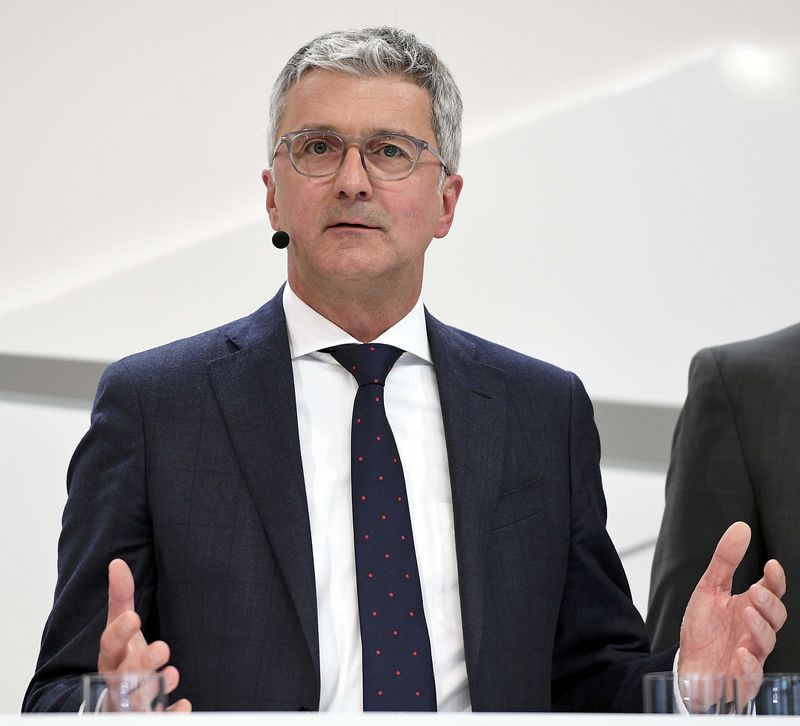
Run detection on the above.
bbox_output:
[646,347,763,653]
[550,374,675,712]
[23,361,158,712]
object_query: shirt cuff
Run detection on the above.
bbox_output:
[671,650,690,715]
[672,651,752,715]
[79,687,108,714]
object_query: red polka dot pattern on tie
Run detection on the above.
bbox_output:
[327,343,437,712]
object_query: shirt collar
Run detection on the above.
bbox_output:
[282,282,432,364]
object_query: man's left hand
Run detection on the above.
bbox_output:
[678,521,787,692]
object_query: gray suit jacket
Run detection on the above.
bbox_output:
[648,323,800,669]
[24,289,672,712]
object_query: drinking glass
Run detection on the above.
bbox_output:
[82,671,167,713]
[643,671,728,714]
[734,673,800,715]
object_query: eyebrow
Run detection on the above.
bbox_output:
[290,126,415,138]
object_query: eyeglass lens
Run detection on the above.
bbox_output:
[288,132,420,180]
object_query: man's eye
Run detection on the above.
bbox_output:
[378,143,413,160]
[296,136,337,155]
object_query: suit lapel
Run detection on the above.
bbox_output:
[426,312,508,694]
[206,293,320,687]
[203,297,506,698]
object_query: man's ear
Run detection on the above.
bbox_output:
[262,169,280,230]
[433,173,464,239]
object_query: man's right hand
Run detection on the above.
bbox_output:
[98,559,192,712]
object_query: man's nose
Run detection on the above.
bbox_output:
[334,145,373,199]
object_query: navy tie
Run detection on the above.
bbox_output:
[328,343,437,711]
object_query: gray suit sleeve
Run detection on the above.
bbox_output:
[646,347,763,652]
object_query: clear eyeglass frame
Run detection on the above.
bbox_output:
[272,128,450,181]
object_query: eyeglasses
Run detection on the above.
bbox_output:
[272,129,449,181]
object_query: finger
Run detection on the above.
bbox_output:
[734,647,762,705]
[749,583,788,632]
[167,699,192,712]
[98,611,142,672]
[758,559,787,599]
[107,559,136,625]
[695,521,751,592]
[743,605,777,661]
[131,675,162,712]
[118,640,171,674]
[160,665,180,695]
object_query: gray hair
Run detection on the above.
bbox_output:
[268,27,462,175]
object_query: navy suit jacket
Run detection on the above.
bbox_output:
[24,289,674,712]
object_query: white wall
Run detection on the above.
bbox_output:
[0,400,88,712]
[603,466,667,615]
[2,51,798,406]
[425,51,800,405]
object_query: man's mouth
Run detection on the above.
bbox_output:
[329,222,378,230]
[324,205,387,231]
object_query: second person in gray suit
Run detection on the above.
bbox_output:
[649,323,800,670]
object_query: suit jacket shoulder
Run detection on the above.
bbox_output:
[701,321,800,386]
[105,291,287,388]
[696,323,800,481]
[425,312,580,390]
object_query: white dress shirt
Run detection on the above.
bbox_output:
[283,283,470,711]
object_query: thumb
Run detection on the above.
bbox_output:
[696,521,751,592]
[107,558,136,625]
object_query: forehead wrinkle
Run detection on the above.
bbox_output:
[279,71,436,147]
[283,94,414,127]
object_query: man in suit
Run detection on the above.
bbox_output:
[24,27,786,713]
[648,323,799,670]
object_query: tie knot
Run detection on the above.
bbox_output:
[328,343,403,387]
